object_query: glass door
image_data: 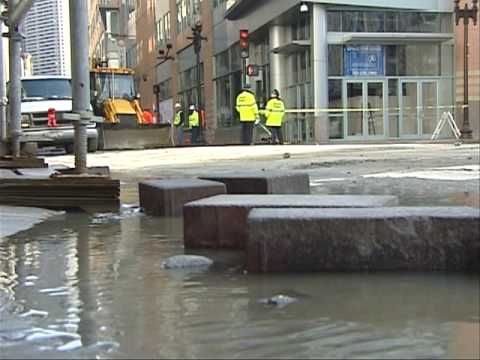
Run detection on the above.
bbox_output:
[344,80,386,138]
[346,81,363,137]
[400,81,419,136]
[400,80,439,137]
[366,82,384,136]
[421,81,438,135]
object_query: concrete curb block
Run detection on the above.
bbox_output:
[247,207,480,273]
[200,172,310,194]
[139,179,226,217]
[184,195,399,249]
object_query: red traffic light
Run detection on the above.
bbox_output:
[240,30,249,58]
[240,29,249,40]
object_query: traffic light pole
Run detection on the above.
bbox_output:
[242,59,247,88]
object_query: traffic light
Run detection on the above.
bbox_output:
[246,64,259,77]
[240,29,249,59]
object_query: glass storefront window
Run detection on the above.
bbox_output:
[329,79,343,139]
[386,45,440,77]
[327,10,452,33]
[328,45,343,76]
[214,44,245,127]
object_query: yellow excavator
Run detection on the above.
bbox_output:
[90,66,169,150]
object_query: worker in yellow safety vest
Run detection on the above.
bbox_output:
[264,89,285,145]
[173,102,186,146]
[188,104,201,145]
[235,84,259,145]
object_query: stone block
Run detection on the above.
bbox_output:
[200,172,310,194]
[139,179,226,217]
[247,207,480,273]
[183,195,399,249]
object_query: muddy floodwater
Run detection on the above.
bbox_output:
[2,144,480,358]
[1,206,479,359]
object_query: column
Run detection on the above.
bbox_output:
[269,25,287,96]
[312,3,329,143]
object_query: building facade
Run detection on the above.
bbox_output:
[88,0,136,68]
[22,0,71,76]
[140,0,471,143]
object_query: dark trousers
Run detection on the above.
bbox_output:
[241,122,254,145]
[269,126,284,144]
[191,127,201,145]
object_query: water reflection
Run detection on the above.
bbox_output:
[0,209,479,359]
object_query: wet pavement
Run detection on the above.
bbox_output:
[1,144,479,358]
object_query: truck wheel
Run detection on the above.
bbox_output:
[88,138,98,153]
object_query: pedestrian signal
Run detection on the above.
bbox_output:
[246,64,259,77]
[240,29,249,59]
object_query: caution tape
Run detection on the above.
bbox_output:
[284,105,461,114]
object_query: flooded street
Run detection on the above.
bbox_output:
[1,208,479,359]
[1,144,479,358]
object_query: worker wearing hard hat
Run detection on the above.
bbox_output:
[173,102,186,146]
[264,89,285,145]
[235,84,259,145]
[188,104,201,145]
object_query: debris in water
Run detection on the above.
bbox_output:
[161,255,213,269]
[19,309,49,319]
[260,295,297,307]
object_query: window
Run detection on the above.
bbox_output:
[214,44,244,127]
[327,10,452,33]
[156,12,171,49]
[176,0,201,34]
[386,45,441,76]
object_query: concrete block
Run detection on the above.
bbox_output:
[247,207,480,273]
[184,195,399,249]
[200,172,310,194]
[139,179,226,217]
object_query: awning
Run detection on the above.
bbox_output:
[328,32,454,45]
[271,40,311,54]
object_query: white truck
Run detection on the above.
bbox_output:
[20,76,99,153]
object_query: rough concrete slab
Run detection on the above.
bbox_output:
[0,206,65,239]
[200,172,310,194]
[184,195,399,249]
[139,179,226,217]
[247,207,480,273]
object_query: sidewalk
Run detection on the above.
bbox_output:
[0,206,64,239]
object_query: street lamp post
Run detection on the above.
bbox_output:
[454,0,478,140]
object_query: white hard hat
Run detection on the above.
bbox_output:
[175,103,181,108]
[189,105,196,110]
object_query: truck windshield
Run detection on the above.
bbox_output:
[96,73,136,101]
[21,79,72,100]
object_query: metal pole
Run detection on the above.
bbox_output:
[0,12,7,142]
[196,51,201,108]
[8,0,22,158]
[69,0,90,174]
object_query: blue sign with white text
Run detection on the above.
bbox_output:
[344,45,385,76]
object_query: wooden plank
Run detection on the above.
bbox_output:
[0,157,47,169]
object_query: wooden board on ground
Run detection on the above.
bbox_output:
[0,157,47,169]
